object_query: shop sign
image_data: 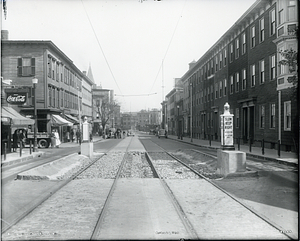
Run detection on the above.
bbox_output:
[5,88,29,105]
[6,93,27,105]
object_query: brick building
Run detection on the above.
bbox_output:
[167,0,298,151]
[1,32,94,143]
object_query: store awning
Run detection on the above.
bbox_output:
[52,115,73,126]
[1,106,34,126]
[65,114,79,124]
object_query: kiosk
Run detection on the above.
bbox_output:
[80,117,93,157]
[217,103,246,177]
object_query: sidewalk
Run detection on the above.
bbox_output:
[167,135,298,167]
[1,135,103,167]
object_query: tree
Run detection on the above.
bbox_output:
[95,98,119,133]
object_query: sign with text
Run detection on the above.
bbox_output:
[5,88,29,105]
[220,103,235,150]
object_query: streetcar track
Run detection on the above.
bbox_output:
[1,144,117,234]
[144,138,294,240]
[90,137,133,240]
[145,152,199,240]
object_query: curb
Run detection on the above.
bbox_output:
[168,137,298,167]
[1,152,45,167]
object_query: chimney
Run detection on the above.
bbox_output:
[1,30,9,40]
[189,60,196,70]
[83,71,87,75]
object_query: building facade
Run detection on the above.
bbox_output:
[168,0,298,151]
[1,34,94,143]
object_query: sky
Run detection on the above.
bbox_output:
[2,0,257,112]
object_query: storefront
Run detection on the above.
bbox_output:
[51,114,73,143]
[1,106,35,153]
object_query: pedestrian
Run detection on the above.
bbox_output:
[66,131,70,142]
[70,129,74,142]
[50,130,56,148]
[54,129,61,148]
[19,129,25,148]
[12,130,19,152]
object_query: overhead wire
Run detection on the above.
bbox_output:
[148,0,187,94]
[81,0,123,95]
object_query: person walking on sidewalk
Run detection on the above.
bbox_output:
[12,130,19,152]
[54,129,61,148]
[50,130,56,148]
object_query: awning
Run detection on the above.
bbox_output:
[1,106,34,126]
[65,114,79,124]
[52,114,73,126]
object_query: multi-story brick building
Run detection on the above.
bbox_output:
[121,112,138,130]
[168,0,298,151]
[1,32,94,143]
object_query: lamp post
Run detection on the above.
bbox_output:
[190,82,193,142]
[32,78,38,152]
[177,105,180,139]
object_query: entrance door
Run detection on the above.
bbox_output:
[243,108,248,142]
[243,106,255,143]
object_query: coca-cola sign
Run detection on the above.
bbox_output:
[6,93,27,105]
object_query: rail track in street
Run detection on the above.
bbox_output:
[1,135,293,240]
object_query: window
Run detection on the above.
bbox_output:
[207,87,210,101]
[61,90,64,107]
[251,64,255,87]
[270,103,275,128]
[230,75,234,94]
[48,86,52,107]
[278,10,283,25]
[211,59,214,74]
[52,88,55,107]
[48,56,52,78]
[235,38,239,59]
[260,59,265,84]
[230,43,234,62]
[224,79,227,96]
[270,55,276,80]
[219,52,223,69]
[52,60,55,80]
[219,80,223,97]
[224,49,227,66]
[259,105,265,129]
[242,33,246,54]
[270,9,276,35]
[251,26,255,48]
[211,85,214,99]
[284,101,291,131]
[215,83,218,99]
[278,50,285,75]
[288,1,296,20]
[215,56,218,72]
[242,69,247,90]
[56,62,59,81]
[235,72,239,92]
[236,108,239,128]
[259,18,264,42]
[64,92,67,107]
[17,57,35,77]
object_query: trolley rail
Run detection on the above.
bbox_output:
[143,138,295,240]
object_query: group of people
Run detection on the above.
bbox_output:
[64,129,81,143]
[12,129,26,152]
